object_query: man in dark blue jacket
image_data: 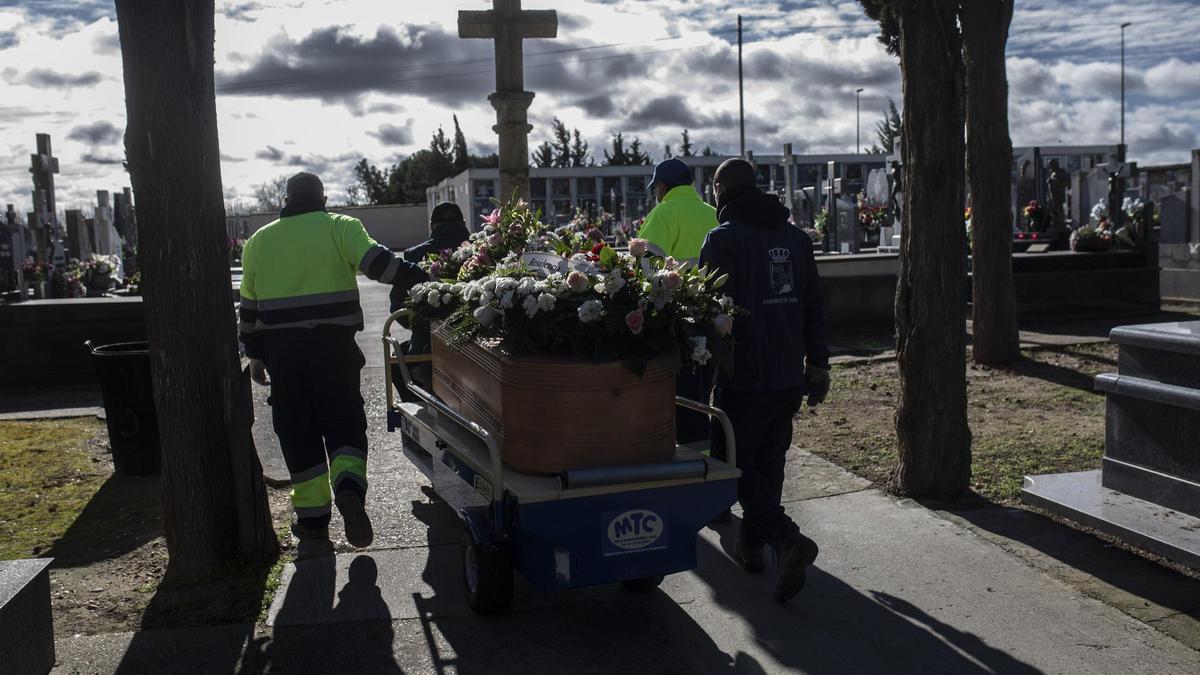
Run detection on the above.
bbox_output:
[389,202,470,398]
[700,158,830,603]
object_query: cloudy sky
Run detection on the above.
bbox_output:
[1,0,1198,213]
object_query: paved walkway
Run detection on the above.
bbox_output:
[48,281,1200,673]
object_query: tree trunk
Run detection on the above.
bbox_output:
[963,0,1020,365]
[890,0,973,499]
[115,0,277,580]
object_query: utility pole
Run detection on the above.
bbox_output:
[1120,21,1131,159]
[856,88,864,154]
[738,15,745,157]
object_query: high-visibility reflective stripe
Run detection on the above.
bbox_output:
[330,445,367,462]
[359,246,386,274]
[255,312,364,332]
[291,464,330,484]
[240,298,260,310]
[256,289,361,311]
[291,471,331,508]
[379,257,401,284]
[329,452,367,491]
[295,504,331,519]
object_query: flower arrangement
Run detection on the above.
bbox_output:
[964,208,973,249]
[1070,225,1112,252]
[1022,200,1042,229]
[21,257,49,283]
[408,199,737,376]
[1090,201,1108,226]
[229,238,245,264]
[813,208,830,236]
[857,204,885,234]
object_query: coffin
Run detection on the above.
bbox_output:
[431,326,676,474]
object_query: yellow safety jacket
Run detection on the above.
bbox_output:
[638,185,719,261]
[238,209,423,359]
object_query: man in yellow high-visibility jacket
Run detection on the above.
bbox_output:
[239,171,425,555]
[638,157,719,262]
[638,158,721,454]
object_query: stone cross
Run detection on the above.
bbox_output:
[28,133,65,265]
[781,143,797,213]
[459,0,558,203]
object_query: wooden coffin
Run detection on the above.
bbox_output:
[431,327,676,474]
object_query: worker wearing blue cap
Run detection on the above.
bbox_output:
[638,158,718,262]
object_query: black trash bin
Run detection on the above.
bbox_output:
[86,340,161,476]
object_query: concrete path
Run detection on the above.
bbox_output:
[49,280,1200,673]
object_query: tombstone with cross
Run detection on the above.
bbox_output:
[824,161,860,254]
[29,133,65,266]
[459,0,558,203]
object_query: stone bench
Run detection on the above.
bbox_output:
[0,558,55,674]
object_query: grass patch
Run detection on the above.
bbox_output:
[970,434,1104,502]
[0,418,108,560]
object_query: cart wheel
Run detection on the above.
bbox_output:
[621,575,665,591]
[462,534,513,614]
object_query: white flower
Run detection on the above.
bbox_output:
[517,277,537,296]
[523,294,539,318]
[537,293,556,312]
[425,289,441,307]
[689,336,711,365]
[578,299,604,323]
[482,278,498,293]
[479,290,494,305]
[409,284,427,302]
[713,313,734,336]
[473,304,500,326]
[442,293,453,305]
[500,290,515,309]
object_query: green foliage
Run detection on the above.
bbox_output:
[532,141,555,168]
[451,114,470,175]
[871,98,903,154]
[859,0,900,56]
[680,129,694,157]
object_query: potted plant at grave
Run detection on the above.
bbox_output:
[1022,200,1042,231]
[1070,224,1112,252]
[51,262,84,298]
[857,201,884,247]
[406,198,738,474]
[78,254,119,296]
[21,257,50,299]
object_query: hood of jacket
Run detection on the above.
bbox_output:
[716,185,791,229]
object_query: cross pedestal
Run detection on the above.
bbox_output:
[459,0,557,203]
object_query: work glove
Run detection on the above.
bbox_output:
[249,358,270,386]
[804,366,830,407]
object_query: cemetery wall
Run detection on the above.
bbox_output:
[228,204,429,250]
[1160,243,1200,302]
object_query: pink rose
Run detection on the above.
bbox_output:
[713,313,734,336]
[567,270,589,293]
[663,270,683,290]
[625,309,645,335]
[629,238,649,257]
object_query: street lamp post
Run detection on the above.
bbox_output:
[1121,21,1131,157]
[856,88,864,154]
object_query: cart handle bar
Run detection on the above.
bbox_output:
[382,309,505,506]
[674,396,737,468]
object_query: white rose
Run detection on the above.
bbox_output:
[537,293,556,312]
[473,304,500,326]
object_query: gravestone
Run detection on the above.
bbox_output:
[94,190,119,257]
[30,189,52,263]
[1013,147,1043,220]
[0,205,24,294]
[824,162,841,253]
[65,208,93,260]
[1160,194,1188,244]
[0,558,55,674]
[1023,322,1200,568]
[458,0,558,202]
[29,133,65,266]
[1086,168,1110,222]
[1070,170,1092,226]
[834,196,860,254]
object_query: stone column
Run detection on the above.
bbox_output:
[489,91,535,203]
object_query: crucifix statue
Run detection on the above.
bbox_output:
[29,133,65,265]
[459,0,558,203]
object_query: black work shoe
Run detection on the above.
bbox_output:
[736,538,766,573]
[773,534,820,603]
[711,508,733,525]
[291,520,333,560]
[335,490,374,548]
[290,519,329,541]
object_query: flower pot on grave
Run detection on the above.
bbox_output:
[32,281,49,299]
[431,326,677,475]
[85,270,113,297]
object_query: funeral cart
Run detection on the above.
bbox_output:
[382,310,740,613]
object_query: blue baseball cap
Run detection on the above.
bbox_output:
[647,157,693,191]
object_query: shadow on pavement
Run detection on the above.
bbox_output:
[942,504,1200,620]
[689,516,1041,674]
[44,473,161,567]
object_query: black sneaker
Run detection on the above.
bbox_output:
[773,534,819,603]
[736,538,766,573]
[335,490,374,548]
